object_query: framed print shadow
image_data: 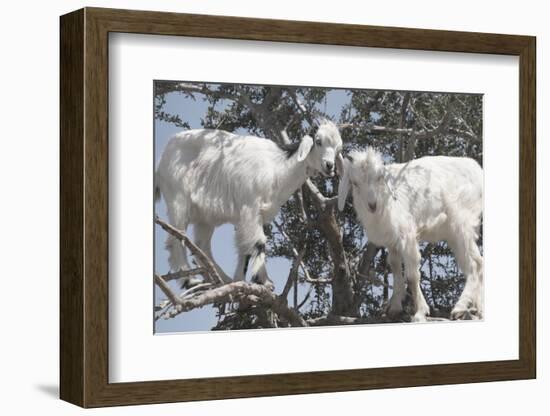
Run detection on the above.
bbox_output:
[60,7,536,408]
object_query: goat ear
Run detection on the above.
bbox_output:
[337,162,351,211]
[336,153,345,176]
[297,135,314,162]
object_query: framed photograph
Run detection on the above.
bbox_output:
[60,7,536,408]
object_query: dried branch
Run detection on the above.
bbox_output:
[405,99,456,160]
[154,273,181,307]
[398,92,411,163]
[155,216,225,285]
[162,281,307,327]
[161,267,206,282]
[307,314,377,326]
[304,179,326,205]
[287,88,317,128]
[357,272,393,289]
[273,220,315,282]
[171,83,288,143]
[181,283,214,299]
[281,247,305,301]
[338,123,412,134]
[295,189,308,221]
[340,97,458,158]
[297,285,313,310]
[303,181,355,315]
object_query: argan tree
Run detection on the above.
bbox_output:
[153,82,482,329]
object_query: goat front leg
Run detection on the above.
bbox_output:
[251,263,274,291]
[385,247,406,319]
[403,237,430,322]
[234,207,272,289]
[233,254,248,281]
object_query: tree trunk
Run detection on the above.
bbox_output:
[316,204,357,316]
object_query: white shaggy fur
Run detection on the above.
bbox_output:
[338,148,483,321]
[156,120,343,287]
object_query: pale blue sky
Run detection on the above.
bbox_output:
[154,85,351,333]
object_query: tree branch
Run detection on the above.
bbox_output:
[304,181,356,316]
[398,92,411,163]
[273,220,317,284]
[307,314,377,326]
[161,281,307,327]
[161,267,207,282]
[281,247,305,301]
[304,179,338,210]
[154,273,181,307]
[287,88,317,128]
[155,216,225,285]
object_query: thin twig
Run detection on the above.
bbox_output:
[274,220,333,285]
[297,285,313,310]
[161,267,207,282]
[281,248,305,300]
[181,283,214,299]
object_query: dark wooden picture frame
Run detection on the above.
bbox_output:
[60,7,536,408]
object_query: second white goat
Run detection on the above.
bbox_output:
[338,148,483,321]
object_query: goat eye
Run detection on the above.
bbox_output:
[315,139,322,146]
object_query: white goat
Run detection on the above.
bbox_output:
[338,148,483,322]
[155,120,343,287]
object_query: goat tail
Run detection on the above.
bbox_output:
[443,185,484,277]
[154,170,162,203]
[154,185,161,203]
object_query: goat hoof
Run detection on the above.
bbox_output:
[450,308,476,320]
[412,314,428,323]
[179,276,203,290]
[261,279,275,291]
[383,303,404,321]
[250,275,275,291]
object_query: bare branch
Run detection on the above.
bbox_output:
[181,283,214,299]
[273,220,315,283]
[287,88,317,128]
[341,97,459,160]
[281,247,305,301]
[162,281,307,327]
[449,127,481,142]
[155,216,225,285]
[295,189,308,221]
[171,83,288,143]
[297,285,313,310]
[356,272,393,289]
[307,314,377,326]
[154,273,181,307]
[304,179,329,209]
[398,92,411,163]
[161,267,207,282]
[303,181,355,315]
[338,123,413,135]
